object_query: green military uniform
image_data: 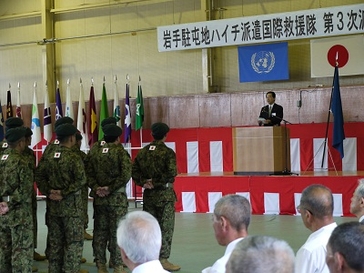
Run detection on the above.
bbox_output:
[0,127,34,273]
[23,145,38,249]
[86,124,131,270]
[72,144,89,231]
[35,124,86,273]
[132,131,177,260]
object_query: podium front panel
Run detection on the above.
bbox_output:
[233,127,290,174]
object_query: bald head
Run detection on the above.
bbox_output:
[300,184,333,219]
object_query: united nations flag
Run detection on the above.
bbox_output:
[238,42,289,83]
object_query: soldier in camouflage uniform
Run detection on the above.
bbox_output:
[86,124,131,273]
[0,117,24,153]
[132,122,180,271]
[23,127,46,273]
[38,116,74,161]
[74,132,93,240]
[86,117,117,161]
[35,124,88,273]
[0,127,34,273]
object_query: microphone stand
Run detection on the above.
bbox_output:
[268,115,298,176]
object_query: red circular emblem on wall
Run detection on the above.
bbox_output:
[327,45,349,68]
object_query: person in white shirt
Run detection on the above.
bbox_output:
[117,211,169,273]
[226,235,295,273]
[349,179,364,223]
[326,222,364,273]
[295,184,337,273]
[202,194,250,273]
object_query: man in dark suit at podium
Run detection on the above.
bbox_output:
[258,91,283,126]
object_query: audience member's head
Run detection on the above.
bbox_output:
[297,184,334,231]
[117,211,162,271]
[212,194,251,246]
[326,222,364,273]
[350,179,364,220]
[226,235,295,273]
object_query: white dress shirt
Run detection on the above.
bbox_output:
[295,222,337,273]
[201,237,244,273]
[132,260,170,273]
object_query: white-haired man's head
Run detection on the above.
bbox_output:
[117,211,161,267]
[226,235,295,273]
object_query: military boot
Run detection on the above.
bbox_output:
[97,262,108,273]
[160,258,181,271]
[32,266,38,272]
[113,265,127,273]
[84,230,93,240]
[79,270,89,273]
[33,251,46,261]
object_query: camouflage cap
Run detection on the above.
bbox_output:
[101,117,117,128]
[55,123,77,137]
[5,117,24,129]
[54,117,74,129]
[25,127,33,137]
[5,126,27,143]
[102,124,122,137]
[151,122,169,139]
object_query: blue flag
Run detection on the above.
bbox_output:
[238,42,289,83]
[55,87,63,120]
[0,100,4,141]
[331,66,345,158]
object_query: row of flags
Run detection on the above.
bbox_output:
[0,77,145,150]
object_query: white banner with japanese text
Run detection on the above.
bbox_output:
[157,4,364,52]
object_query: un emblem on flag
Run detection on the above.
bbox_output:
[251,51,275,74]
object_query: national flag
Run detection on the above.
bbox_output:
[31,86,41,148]
[135,81,144,130]
[43,86,52,143]
[124,83,131,143]
[311,35,364,77]
[16,84,21,118]
[65,80,75,120]
[6,90,13,118]
[98,82,109,139]
[113,78,121,127]
[55,86,63,120]
[331,65,345,158]
[77,79,89,150]
[88,85,98,146]
[238,42,289,83]
[0,101,4,141]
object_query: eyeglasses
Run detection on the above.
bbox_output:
[296,204,313,215]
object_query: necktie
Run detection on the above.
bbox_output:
[269,105,272,116]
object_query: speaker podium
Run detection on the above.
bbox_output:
[233,127,290,175]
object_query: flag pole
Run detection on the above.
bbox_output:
[320,52,339,171]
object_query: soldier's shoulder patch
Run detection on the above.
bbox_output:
[1,154,9,160]
[54,152,61,158]
[102,148,109,153]
[2,142,8,148]
[100,140,106,146]
[149,145,156,151]
[54,139,60,145]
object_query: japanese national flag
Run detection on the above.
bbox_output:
[310,35,364,78]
